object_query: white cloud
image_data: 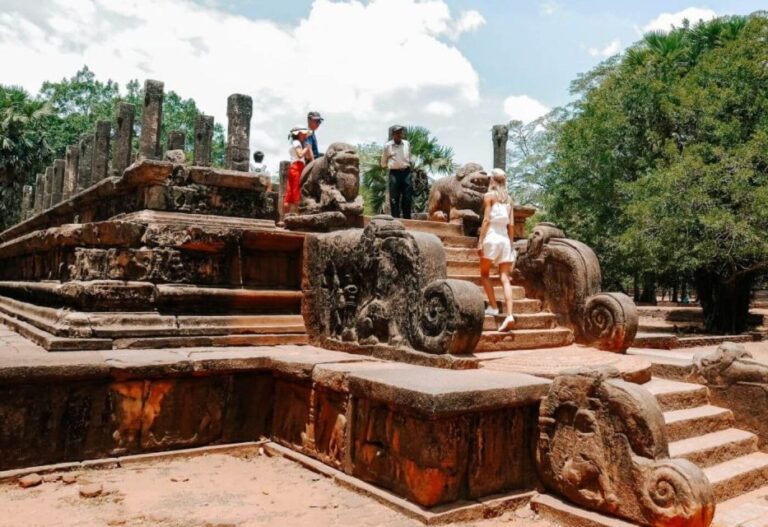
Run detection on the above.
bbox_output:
[448,10,485,40]
[503,95,550,124]
[642,7,717,33]
[0,0,483,171]
[539,1,561,15]
[425,101,455,117]
[588,39,622,58]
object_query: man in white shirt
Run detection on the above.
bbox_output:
[380,125,412,219]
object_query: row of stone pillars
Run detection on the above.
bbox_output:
[18,79,255,222]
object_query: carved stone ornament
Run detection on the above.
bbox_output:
[285,142,364,232]
[302,215,484,355]
[537,368,715,527]
[427,163,490,235]
[693,342,768,387]
[515,222,638,352]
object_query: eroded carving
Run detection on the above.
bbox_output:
[537,368,714,527]
[302,215,483,355]
[693,342,768,387]
[515,222,638,351]
[427,163,490,235]
[285,142,364,232]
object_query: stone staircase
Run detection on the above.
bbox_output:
[400,218,575,351]
[644,377,768,503]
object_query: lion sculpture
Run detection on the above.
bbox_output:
[427,162,490,235]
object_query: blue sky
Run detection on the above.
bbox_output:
[1,0,765,171]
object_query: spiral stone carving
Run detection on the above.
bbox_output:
[640,460,714,527]
[536,369,714,527]
[584,293,638,352]
[416,279,484,355]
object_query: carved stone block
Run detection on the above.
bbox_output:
[515,223,638,352]
[302,215,484,355]
[537,369,714,526]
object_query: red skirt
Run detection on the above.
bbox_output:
[284,160,304,205]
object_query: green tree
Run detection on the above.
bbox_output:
[542,13,768,332]
[360,126,455,214]
[0,86,52,229]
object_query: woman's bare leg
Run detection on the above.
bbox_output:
[480,257,498,311]
[499,262,514,317]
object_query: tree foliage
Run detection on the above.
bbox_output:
[542,13,768,332]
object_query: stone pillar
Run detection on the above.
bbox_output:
[63,145,79,200]
[34,173,44,214]
[20,185,33,221]
[91,120,111,183]
[112,102,135,177]
[167,130,185,151]
[43,166,54,209]
[194,114,214,167]
[78,134,95,191]
[278,160,290,221]
[225,94,252,172]
[492,124,508,171]
[139,80,164,160]
[51,159,65,206]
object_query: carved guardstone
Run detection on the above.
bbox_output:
[427,162,490,236]
[515,222,638,352]
[537,369,715,527]
[302,215,484,357]
[492,124,508,170]
[285,143,364,232]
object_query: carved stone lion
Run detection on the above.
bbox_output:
[427,163,490,235]
[537,368,715,526]
[285,142,364,232]
[302,215,484,355]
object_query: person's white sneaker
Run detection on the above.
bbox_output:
[485,306,499,316]
[498,315,515,332]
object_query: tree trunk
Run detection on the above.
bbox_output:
[694,269,753,334]
[672,281,679,303]
[633,274,640,302]
[640,274,657,305]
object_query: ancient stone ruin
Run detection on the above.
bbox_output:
[0,77,751,527]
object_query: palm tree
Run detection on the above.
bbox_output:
[360,126,455,215]
[0,86,52,229]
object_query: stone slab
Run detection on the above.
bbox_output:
[478,345,653,384]
[531,494,635,527]
[347,364,550,416]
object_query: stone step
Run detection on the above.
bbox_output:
[113,332,310,350]
[664,405,734,442]
[398,218,464,237]
[481,285,527,301]
[449,274,501,286]
[442,235,478,248]
[643,377,710,411]
[704,452,768,502]
[483,312,556,331]
[669,428,758,468]
[444,246,481,262]
[475,327,574,352]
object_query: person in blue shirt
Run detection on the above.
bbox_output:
[307,111,323,158]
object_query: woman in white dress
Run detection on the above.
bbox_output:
[477,169,517,332]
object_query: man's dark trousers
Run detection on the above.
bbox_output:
[388,168,412,219]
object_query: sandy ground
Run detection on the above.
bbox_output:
[0,451,555,527]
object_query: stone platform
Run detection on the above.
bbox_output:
[0,327,551,510]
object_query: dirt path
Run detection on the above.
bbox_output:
[0,451,553,527]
